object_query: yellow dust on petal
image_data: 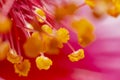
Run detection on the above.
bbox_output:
[0,41,10,61]
[35,55,52,70]
[56,28,70,43]
[41,24,52,34]
[68,49,85,62]
[7,49,23,64]
[0,15,12,33]
[71,18,95,47]
[23,35,42,58]
[35,8,46,23]
[14,59,31,76]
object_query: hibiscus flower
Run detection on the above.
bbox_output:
[0,0,120,80]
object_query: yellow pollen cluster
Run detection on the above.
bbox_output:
[23,33,43,58]
[56,28,70,43]
[0,14,12,33]
[0,38,31,76]
[14,59,31,76]
[35,55,52,70]
[68,49,85,62]
[71,18,95,47]
[107,0,120,17]
[85,0,96,8]
[23,24,70,71]
[41,24,53,34]
[42,25,70,43]
[54,3,77,21]
[85,0,120,17]
[41,24,70,53]
[7,49,23,64]
[35,8,46,23]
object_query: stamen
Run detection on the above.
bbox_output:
[67,42,75,52]
[26,23,34,30]
[35,55,52,70]
[14,59,31,76]
[77,3,87,9]
[0,14,12,33]
[71,18,95,47]
[9,31,15,50]
[20,13,33,30]
[23,32,45,58]
[85,0,95,8]
[68,49,85,62]
[54,3,78,21]
[34,7,46,23]
[0,41,10,61]
[7,49,23,64]
[34,10,53,28]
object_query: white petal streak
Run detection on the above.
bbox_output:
[86,39,120,55]
[71,69,107,80]
[94,56,120,71]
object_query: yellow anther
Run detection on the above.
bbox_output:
[32,32,49,53]
[107,0,120,17]
[14,59,31,76]
[41,24,52,34]
[0,41,10,61]
[0,14,12,33]
[32,31,57,54]
[23,35,42,58]
[68,49,85,62]
[115,0,120,13]
[30,26,69,55]
[107,8,119,17]
[35,8,46,23]
[85,0,96,8]
[41,27,69,54]
[56,28,70,43]
[47,38,60,54]
[86,0,120,17]
[35,55,52,70]
[72,18,94,34]
[78,32,95,47]
[32,31,40,38]
[54,3,77,21]
[71,18,95,47]
[7,49,23,64]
